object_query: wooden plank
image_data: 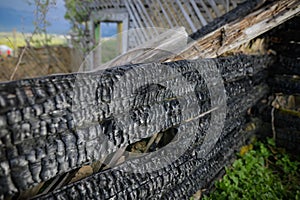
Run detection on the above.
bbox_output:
[117,22,123,54]
[190,0,265,39]
[124,1,144,45]
[122,13,129,53]
[127,25,140,48]
[198,0,213,21]
[133,0,152,32]
[190,0,208,26]
[208,0,221,17]
[169,1,186,28]
[151,0,169,28]
[219,0,228,12]
[136,0,158,35]
[127,1,150,41]
[141,0,165,35]
[134,0,159,39]
[158,0,174,28]
[162,0,179,27]
[184,1,202,30]
[226,0,230,12]
[230,0,237,7]
[175,0,197,32]
[166,0,300,61]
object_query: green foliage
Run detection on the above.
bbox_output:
[64,0,92,23]
[64,0,93,53]
[204,138,300,200]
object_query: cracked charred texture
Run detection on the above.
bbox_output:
[269,75,300,95]
[269,56,300,76]
[0,55,271,197]
[36,116,250,200]
[34,83,267,200]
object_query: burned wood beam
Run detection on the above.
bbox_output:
[35,106,265,199]
[168,0,300,61]
[0,55,271,198]
[269,75,300,95]
[190,0,265,40]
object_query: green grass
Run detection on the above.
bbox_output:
[101,37,119,63]
[0,32,68,49]
[203,138,300,200]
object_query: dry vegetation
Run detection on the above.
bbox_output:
[0,32,68,49]
[0,32,119,82]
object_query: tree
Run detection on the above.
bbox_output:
[27,0,57,47]
[64,0,93,53]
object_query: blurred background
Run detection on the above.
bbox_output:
[0,0,118,81]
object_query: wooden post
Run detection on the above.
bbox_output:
[117,22,123,55]
[94,22,102,67]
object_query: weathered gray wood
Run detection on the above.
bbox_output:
[169,1,187,30]
[176,0,197,32]
[129,2,151,40]
[162,0,179,27]
[208,0,221,17]
[135,0,158,35]
[133,0,153,39]
[124,2,143,45]
[226,0,230,12]
[191,0,208,26]
[184,0,202,30]
[88,11,129,54]
[125,1,147,43]
[190,0,265,39]
[151,0,169,28]
[198,0,213,21]
[158,0,174,28]
[230,0,237,7]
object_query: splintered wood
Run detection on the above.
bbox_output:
[167,0,300,61]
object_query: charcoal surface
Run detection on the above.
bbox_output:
[0,55,271,198]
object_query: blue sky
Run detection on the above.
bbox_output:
[0,0,71,34]
[0,0,117,36]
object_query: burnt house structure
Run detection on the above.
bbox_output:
[86,0,247,65]
[0,0,299,199]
